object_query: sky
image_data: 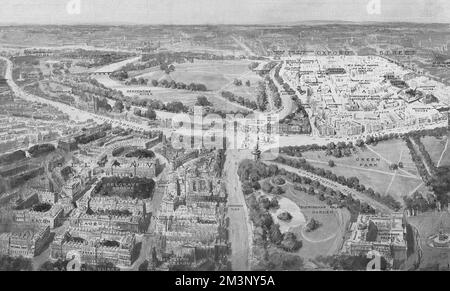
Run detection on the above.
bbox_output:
[0,0,449,25]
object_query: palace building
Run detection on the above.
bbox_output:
[344,212,407,263]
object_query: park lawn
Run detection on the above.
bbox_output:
[367,139,419,176]
[421,135,449,167]
[308,160,392,193]
[280,185,349,258]
[127,66,161,79]
[169,71,229,91]
[147,89,200,107]
[294,228,340,259]
[136,60,255,91]
[208,93,251,112]
[225,73,263,102]
[300,140,418,177]
[94,74,201,107]
[301,147,387,169]
[284,184,325,206]
[95,60,258,112]
[136,70,166,81]
[95,72,249,112]
[304,158,420,203]
[439,146,450,167]
[298,138,420,201]
[141,90,249,112]
[387,175,425,201]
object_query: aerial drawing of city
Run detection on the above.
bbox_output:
[0,0,449,274]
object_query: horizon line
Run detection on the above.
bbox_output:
[0,19,449,27]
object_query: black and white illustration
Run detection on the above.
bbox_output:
[0,0,449,273]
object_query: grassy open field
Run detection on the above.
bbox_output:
[421,135,450,167]
[299,139,423,202]
[135,59,262,95]
[95,76,249,113]
[280,184,350,259]
[225,75,262,102]
[367,139,419,176]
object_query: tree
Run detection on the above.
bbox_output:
[277,211,292,221]
[366,221,378,242]
[261,181,273,193]
[245,80,251,87]
[332,149,342,158]
[248,62,259,70]
[365,136,374,144]
[305,218,321,232]
[151,79,158,87]
[260,212,274,229]
[195,83,207,91]
[28,143,55,157]
[138,260,149,271]
[327,142,336,150]
[112,147,124,157]
[39,261,56,271]
[242,181,254,195]
[269,224,283,244]
[111,70,128,81]
[125,102,131,111]
[259,197,271,210]
[144,108,157,120]
[0,255,33,271]
[196,96,212,107]
[114,100,124,113]
[256,81,268,111]
[343,148,352,157]
[328,160,336,167]
[280,232,302,252]
[138,77,148,85]
[389,164,399,170]
[134,108,142,116]
[271,186,284,195]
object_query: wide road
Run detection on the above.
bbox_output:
[264,160,394,214]
[223,149,253,271]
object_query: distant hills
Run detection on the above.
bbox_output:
[0,20,449,27]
